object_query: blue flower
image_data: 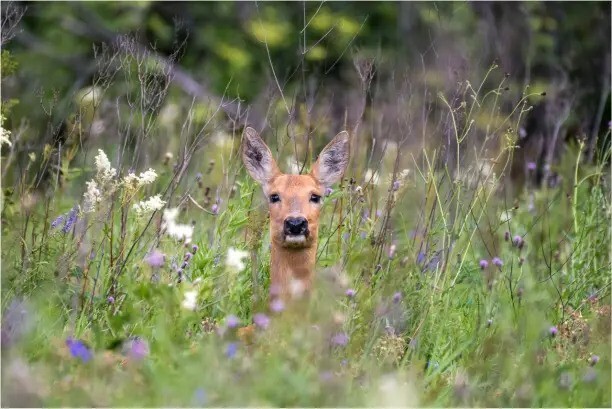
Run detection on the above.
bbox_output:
[61,206,79,234]
[225,342,238,358]
[66,337,92,362]
[50,214,65,229]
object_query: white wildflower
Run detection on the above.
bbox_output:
[94,149,116,182]
[123,168,158,188]
[225,247,249,272]
[133,194,165,216]
[0,127,11,147]
[365,168,380,185]
[182,290,198,311]
[83,180,102,213]
[161,207,194,243]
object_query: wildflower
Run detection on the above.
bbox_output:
[211,203,219,215]
[513,235,524,249]
[83,180,102,213]
[226,248,249,272]
[388,244,397,259]
[94,149,116,182]
[225,342,238,358]
[225,315,240,329]
[144,250,165,268]
[66,338,92,363]
[325,187,333,196]
[182,290,198,311]
[0,118,11,147]
[181,261,188,269]
[50,214,65,229]
[195,172,203,182]
[589,355,599,366]
[184,252,193,262]
[107,296,115,304]
[527,161,537,171]
[392,292,402,303]
[486,319,493,327]
[270,298,285,313]
[345,289,356,298]
[162,208,194,243]
[192,388,207,406]
[365,168,380,185]
[191,244,199,254]
[253,313,270,330]
[479,259,489,270]
[61,206,79,234]
[133,194,165,216]
[392,180,401,191]
[331,332,349,347]
[1,298,33,348]
[583,368,597,383]
[123,337,149,360]
[492,257,503,267]
[549,326,558,337]
[416,252,426,265]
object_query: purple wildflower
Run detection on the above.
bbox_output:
[181,261,188,269]
[388,244,397,259]
[513,235,524,249]
[66,338,92,362]
[331,332,349,347]
[325,187,333,196]
[345,289,356,298]
[589,355,599,366]
[192,388,207,406]
[392,292,402,303]
[211,204,219,215]
[360,231,367,240]
[416,252,426,265]
[191,245,199,254]
[479,259,489,270]
[253,313,270,330]
[107,296,115,304]
[492,257,503,267]
[226,315,240,328]
[392,180,401,191]
[270,298,285,313]
[184,252,193,262]
[61,206,79,234]
[375,210,382,218]
[583,368,597,383]
[225,342,238,358]
[549,326,558,337]
[527,161,537,171]
[51,214,65,229]
[123,337,149,360]
[144,250,165,268]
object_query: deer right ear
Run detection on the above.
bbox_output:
[242,127,280,185]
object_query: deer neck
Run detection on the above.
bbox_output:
[270,242,317,299]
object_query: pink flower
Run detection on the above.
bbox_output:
[145,250,165,268]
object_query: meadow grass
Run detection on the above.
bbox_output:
[1,59,610,407]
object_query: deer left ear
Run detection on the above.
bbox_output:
[311,131,350,187]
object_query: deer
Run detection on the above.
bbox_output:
[241,126,350,304]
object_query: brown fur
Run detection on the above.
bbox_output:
[241,127,349,302]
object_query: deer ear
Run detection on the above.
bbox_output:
[242,127,280,185]
[312,131,350,187]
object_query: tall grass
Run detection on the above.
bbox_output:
[1,38,610,407]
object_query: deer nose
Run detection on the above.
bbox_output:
[284,217,308,236]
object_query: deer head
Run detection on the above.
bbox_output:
[241,127,350,301]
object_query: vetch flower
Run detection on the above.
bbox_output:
[61,206,79,234]
[253,313,270,329]
[66,338,92,363]
[144,250,165,268]
[226,248,249,272]
[182,290,198,311]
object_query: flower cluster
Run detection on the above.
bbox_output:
[133,194,166,216]
[162,208,194,244]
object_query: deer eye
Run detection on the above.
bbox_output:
[310,194,321,204]
[269,193,280,203]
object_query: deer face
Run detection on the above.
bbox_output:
[241,127,349,250]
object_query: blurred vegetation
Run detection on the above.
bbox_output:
[1,1,610,407]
